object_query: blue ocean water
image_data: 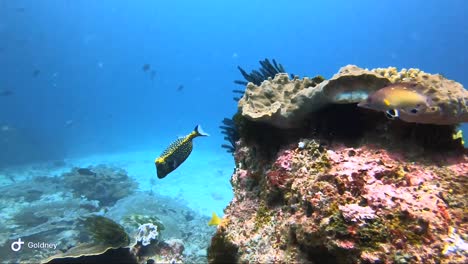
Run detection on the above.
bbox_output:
[1,0,467,164]
[0,0,467,262]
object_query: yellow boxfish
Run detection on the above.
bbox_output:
[155,125,209,179]
[357,82,432,119]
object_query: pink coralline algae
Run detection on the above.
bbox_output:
[274,149,294,171]
[339,203,376,224]
[208,138,468,264]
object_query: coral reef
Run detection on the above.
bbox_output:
[122,214,166,234]
[0,189,100,263]
[62,165,138,207]
[209,139,467,263]
[105,193,215,263]
[0,166,213,263]
[44,215,131,263]
[209,65,467,263]
[238,65,468,129]
[43,192,215,264]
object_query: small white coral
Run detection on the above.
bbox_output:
[136,223,159,246]
[442,227,468,255]
[298,141,305,149]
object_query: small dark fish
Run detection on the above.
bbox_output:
[15,7,26,12]
[150,70,156,80]
[142,64,151,72]
[64,120,74,127]
[6,174,16,183]
[77,168,96,176]
[184,211,194,221]
[155,125,209,179]
[33,69,41,77]
[0,90,13,97]
[177,85,184,92]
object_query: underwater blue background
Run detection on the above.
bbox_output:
[0,0,467,166]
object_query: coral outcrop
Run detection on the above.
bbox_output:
[209,65,467,263]
[209,139,467,263]
[238,65,468,128]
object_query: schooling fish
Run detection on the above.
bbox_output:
[0,90,13,97]
[358,82,432,119]
[142,64,151,72]
[155,125,209,179]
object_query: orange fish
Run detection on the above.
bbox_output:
[358,82,432,119]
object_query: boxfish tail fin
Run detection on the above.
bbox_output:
[194,124,209,137]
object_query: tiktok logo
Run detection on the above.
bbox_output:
[11,238,24,252]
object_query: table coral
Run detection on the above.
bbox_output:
[238,65,468,128]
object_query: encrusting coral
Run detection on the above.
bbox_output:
[208,64,468,264]
[209,139,467,263]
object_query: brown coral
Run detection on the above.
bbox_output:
[238,65,468,128]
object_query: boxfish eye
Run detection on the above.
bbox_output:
[385,109,399,119]
[410,108,418,114]
[385,112,395,120]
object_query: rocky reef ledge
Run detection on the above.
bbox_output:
[208,65,467,264]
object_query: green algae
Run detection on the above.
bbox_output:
[356,218,389,249]
[385,212,428,246]
[254,203,272,230]
[323,212,349,237]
